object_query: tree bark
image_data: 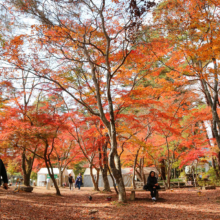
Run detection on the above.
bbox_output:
[46,164,61,196]
[23,171,31,186]
[108,165,118,194]
[22,151,34,186]
[108,131,126,201]
[58,166,63,187]
[140,157,146,184]
[132,148,140,189]
[212,156,219,178]
[90,165,100,191]
[100,139,111,192]
[216,152,220,171]
[44,141,61,196]
[160,159,166,180]
[101,168,111,191]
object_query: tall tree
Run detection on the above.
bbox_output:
[152,0,220,154]
[6,0,156,202]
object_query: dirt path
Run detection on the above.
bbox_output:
[1,186,220,219]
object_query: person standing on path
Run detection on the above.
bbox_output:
[0,159,8,189]
[75,173,82,190]
[68,174,74,190]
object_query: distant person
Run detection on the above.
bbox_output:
[146,171,160,201]
[0,159,8,189]
[68,174,74,190]
[75,173,82,190]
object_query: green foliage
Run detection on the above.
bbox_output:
[170,178,183,182]
[205,168,219,183]
[7,160,19,175]
[179,171,186,179]
[31,171,37,180]
[73,161,86,176]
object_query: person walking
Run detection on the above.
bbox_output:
[68,174,74,190]
[146,171,160,201]
[75,173,82,190]
[0,159,8,189]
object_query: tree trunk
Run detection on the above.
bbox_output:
[50,175,60,195]
[109,148,126,202]
[108,165,118,194]
[132,154,138,189]
[160,159,166,180]
[22,151,33,186]
[174,168,176,179]
[46,164,61,196]
[44,142,61,196]
[167,167,171,189]
[216,152,220,171]
[101,140,111,192]
[194,162,197,187]
[101,167,111,192]
[23,172,31,186]
[200,74,220,150]
[46,166,61,196]
[132,167,136,189]
[140,157,146,184]
[201,121,220,179]
[58,166,63,187]
[132,147,141,189]
[90,165,100,191]
[212,156,219,178]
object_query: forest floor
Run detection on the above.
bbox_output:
[1,186,220,220]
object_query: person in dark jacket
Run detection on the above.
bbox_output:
[0,159,8,189]
[75,173,82,190]
[147,171,160,201]
[68,174,74,191]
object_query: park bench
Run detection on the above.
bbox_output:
[127,187,166,201]
[170,181,185,188]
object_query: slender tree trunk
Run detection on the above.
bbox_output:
[167,166,171,189]
[160,159,166,181]
[132,167,136,189]
[58,166,63,187]
[101,168,111,192]
[193,162,197,188]
[140,157,146,184]
[142,162,146,184]
[132,147,141,189]
[46,164,61,196]
[200,76,220,150]
[101,140,111,192]
[22,152,33,186]
[132,151,139,189]
[166,137,171,189]
[109,149,126,202]
[23,172,31,186]
[108,165,118,194]
[44,142,61,196]
[212,156,219,178]
[90,165,100,191]
[174,168,176,179]
[201,121,220,178]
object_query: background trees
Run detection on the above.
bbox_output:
[0,0,219,201]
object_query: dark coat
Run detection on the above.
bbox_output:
[146,171,160,190]
[0,159,8,185]
[68,176,73,184]
[147,171,158,187]
[75,175,82,185]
